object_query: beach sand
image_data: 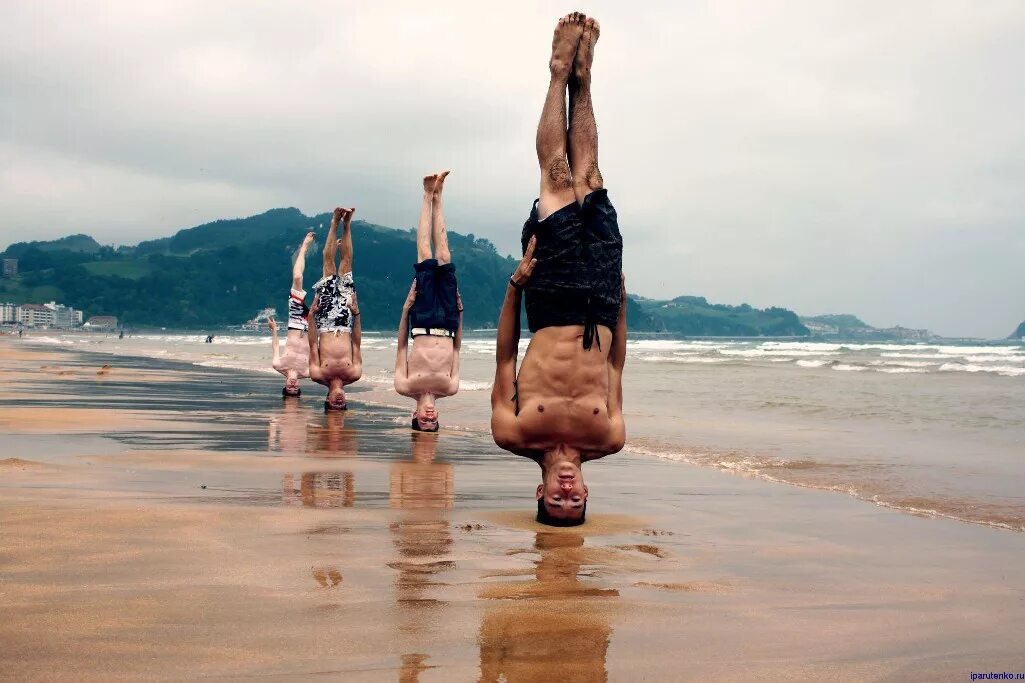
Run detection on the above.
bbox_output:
[1,338,1023,681]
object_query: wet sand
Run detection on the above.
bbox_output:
[1,338,1024,680]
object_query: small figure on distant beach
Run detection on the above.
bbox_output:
[269,231,316,397]
[394,171,463,431]
[308,206,362,410]
[490,13,626,526]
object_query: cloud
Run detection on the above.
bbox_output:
[2,0,1023,336]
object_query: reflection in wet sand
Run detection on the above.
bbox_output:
[399,653,435,682]
[389,433,455,674]
[478,532,615,682]
[267,398,309,453]
[280,409,358,508]
[307,410,358,456]
[282,472,355,508]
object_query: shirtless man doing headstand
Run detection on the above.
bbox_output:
[395,171,463,431]
[269,231,315,397]
[308,207,362,410]
[491,14,626,526]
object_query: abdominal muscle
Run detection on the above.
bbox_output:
[317,331,355,377]
[274,334,310,376]
[514,325,612,449]
[406,336,454,393]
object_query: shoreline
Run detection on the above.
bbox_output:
[2,337,1025,677]
[12,333,1025,533]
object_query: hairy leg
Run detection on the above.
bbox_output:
[432,170,452,264]
[339,209,354,274]
[536,13,584,219]
[569,17,603,203]
[293,231,315,290]
[418,174,436,262]
[323,210,341,278]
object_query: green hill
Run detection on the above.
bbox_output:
[3,234,102,258]
[801,314,870,332]
[2,209,808,336]
[634,296,808,336]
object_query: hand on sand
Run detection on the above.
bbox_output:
[511,236,539,287]
[403,279,417,311]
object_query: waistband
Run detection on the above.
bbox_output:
[411,327,455,338]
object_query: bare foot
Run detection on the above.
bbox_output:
[423,173,438,195]
[342,207,355,223]
[574,16,599,82]
[433,170,450,197]
[550,12,584,79]
[301,231,315,248]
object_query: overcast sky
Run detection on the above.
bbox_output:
[2,1,1023,337]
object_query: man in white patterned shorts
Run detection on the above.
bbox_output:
[308,206,362,410]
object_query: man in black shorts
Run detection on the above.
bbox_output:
[394,171,463,431]
[490,13,627,527]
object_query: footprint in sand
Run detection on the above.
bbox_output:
[312,566,343,588]
[632,581,731,593]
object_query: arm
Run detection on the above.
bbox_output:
[490,238,537,450]
[394,279,416,396]
[307,295,324,384]
[348,291,362,382]
[446,292,463,396]
[601,274,628,455]
[269,317,281,367]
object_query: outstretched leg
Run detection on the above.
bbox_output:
[568,17,602,203]
[293,231,315,290]
[536,13,584,220]
[432,170,451,264]
[323,208,342,278]
[417,174,436,262]
[338,208,354,274]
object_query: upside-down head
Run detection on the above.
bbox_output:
[411,393,439,432]
[324,378,347,411]
[282,371,301,398]
[535,459,588,526]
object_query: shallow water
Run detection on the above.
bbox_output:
[23,331,1025,530]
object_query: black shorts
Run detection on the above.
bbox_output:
[409,259,459,333]
[520,188,622,349]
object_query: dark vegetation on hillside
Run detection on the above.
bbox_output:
[2,208,808,336]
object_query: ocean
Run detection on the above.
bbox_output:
[24,331,1025,531]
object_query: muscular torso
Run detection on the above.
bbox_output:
[273,331,310,377]
[403,336,456,396]
[512,325,615,457]
[315,330,360,383]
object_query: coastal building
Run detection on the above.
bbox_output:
[18,303,54,327]
[84,315,118,329]
[43,302,82,328]
[1,258,16,278]
[0,302,17,324]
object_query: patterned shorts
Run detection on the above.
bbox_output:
[288,288,309,331]
[312,272,355,333]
